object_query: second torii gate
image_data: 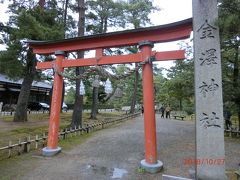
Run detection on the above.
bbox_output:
[28,18,192,173]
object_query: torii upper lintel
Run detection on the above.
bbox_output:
[27,18,192,55]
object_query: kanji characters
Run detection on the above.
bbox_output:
[199,48,218,66]
[197,20,217,39]
[200,112,221,129]
[199,79,219,97]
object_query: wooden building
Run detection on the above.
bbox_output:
[0,74,52,106]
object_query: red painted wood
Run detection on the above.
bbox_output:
[36,50,185,70]
[141,44,157,164]
[29,19,192,54]
[155,50,185,61]
[36,61,54,69]
[47,54,64,149]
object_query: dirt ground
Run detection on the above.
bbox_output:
[0,115,239,180]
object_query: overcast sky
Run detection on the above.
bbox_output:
[0,0,192,69]
[152,0,192,25]
[151,0,192,69]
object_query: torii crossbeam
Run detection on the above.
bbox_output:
[28,18,192,173]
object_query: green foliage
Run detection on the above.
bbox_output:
[218,0,240,119]
[136,166,145,174]
[63,0,159,111]
[85,0,158,33]
[164,47,194,112]
[218,0,240,42]
[65,87,76,104]
[85,0,125,33]
[109,64,142,107]
[0,43,23,77]
[123,0,159,28]
[0,0,65,78]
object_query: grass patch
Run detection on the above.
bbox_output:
[2,113,50,122]
[11,126,47,134]
[0,111,124,157]
[58,133,93,150]
[226,169,239,180]
[136,166,145,174]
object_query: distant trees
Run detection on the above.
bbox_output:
[165,59,194,113]
[123,0,158,113]
[159,0,240,120]
[218,0,240,129]
[0,0,65,122]
[85,0,125,120]
[1,0,239,128]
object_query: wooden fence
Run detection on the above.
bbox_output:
[224,129,240,138]
[0,113,140,159]
[0,112,238,159]
[0,110,49,116]
[0,109,121,116]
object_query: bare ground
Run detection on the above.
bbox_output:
[0,115,239,180]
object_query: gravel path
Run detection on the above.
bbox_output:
[15,115,240,180]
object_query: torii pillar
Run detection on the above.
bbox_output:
[42,50,66,156]
[139,41,163,172]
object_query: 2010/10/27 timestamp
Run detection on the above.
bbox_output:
[184,158,225,166]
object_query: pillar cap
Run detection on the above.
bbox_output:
[138,40,154,49]
[55,50,67,56]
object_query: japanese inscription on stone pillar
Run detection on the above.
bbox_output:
[193,0,226,179]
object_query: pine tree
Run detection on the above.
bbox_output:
[218,0,240,129]
[124,0,158,113]
[0,0,64,121]
[71,0,85,127]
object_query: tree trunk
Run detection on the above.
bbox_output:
[90,87,98,119]
[90,84,99,118]
[61,81,65,113]
[38,0,45,8]
[61,0,69,111]
[103,17,107,33]
[179,98,182,111]
[71,65,84,128]
[13,75,34,122]
[71,0,85,128]
[63,0,69,35]
[233,46,239,86]
[13,51,36,122]
[89,12,106,119]
[238,106,240,131]
[130,66,139,113]
[233,46,240,130]
[236,47,240,131]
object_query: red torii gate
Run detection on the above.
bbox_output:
[28,18,192,173]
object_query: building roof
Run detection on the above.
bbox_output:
[0,74,52,89]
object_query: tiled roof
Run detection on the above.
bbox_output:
[0,74,52,89]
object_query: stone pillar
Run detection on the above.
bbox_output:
[42,50,65,156]
[193,0,226,179]
[139,41,163,173]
